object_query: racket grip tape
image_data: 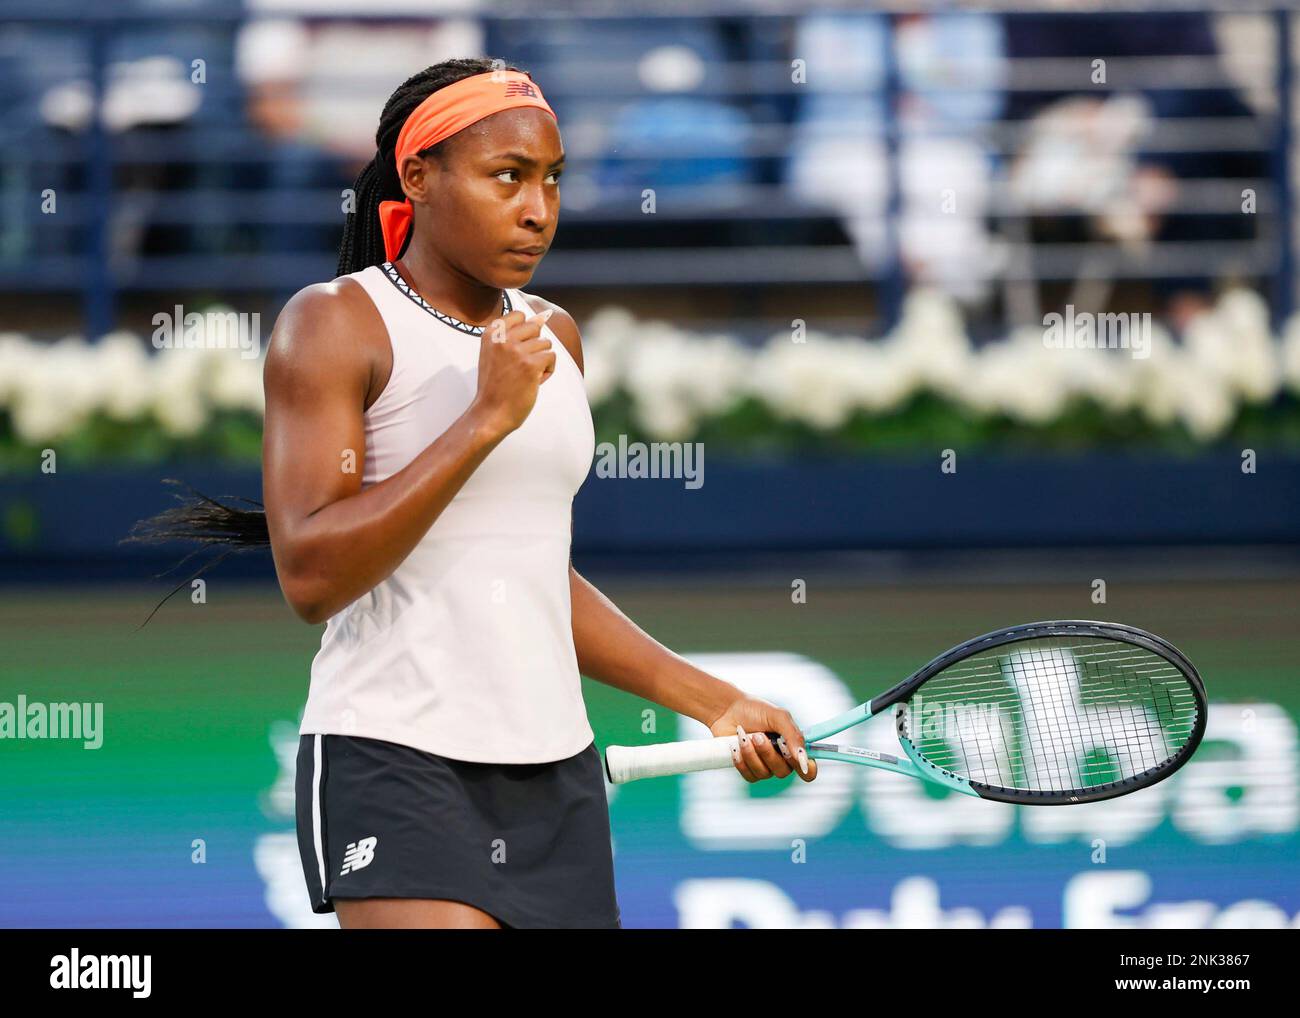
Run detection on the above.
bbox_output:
[604,735,740,783]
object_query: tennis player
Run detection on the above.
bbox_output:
[137,58,816,929]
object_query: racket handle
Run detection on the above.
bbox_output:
[605,736,739,783]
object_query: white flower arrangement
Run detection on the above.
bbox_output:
[0,303,264,447]
[2,289,1299,457]
[582,286,1300,444]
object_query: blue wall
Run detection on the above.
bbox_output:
[2,454,1297,582]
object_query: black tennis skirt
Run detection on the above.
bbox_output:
[295,733,621,928]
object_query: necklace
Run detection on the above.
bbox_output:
[381,261,512,336]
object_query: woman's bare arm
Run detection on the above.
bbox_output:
[568,567,739,723]
[568,564,812,780]
[262,280,554,623]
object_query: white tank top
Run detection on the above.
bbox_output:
[297,261,596,763]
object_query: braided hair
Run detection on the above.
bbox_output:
[126,58,527,624]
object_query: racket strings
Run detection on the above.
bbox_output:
[899,638,1200,793]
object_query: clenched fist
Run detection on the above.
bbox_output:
[470,307,557,438]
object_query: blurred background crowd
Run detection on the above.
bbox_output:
[0,2,1290,334]
[3,1,1300,469]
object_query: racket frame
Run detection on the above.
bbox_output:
[805,619,1207,804]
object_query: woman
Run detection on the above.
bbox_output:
[143,58,817,929]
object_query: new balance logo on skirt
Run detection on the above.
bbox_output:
[340,836,377,875]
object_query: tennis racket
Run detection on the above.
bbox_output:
[604,620,1207,804]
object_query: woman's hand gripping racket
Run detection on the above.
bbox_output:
[605,621,1207,805]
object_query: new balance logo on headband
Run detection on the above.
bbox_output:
[340,836,377,875]
[505,82,538,98]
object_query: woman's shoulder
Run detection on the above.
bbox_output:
[284,270,381,321]
[266,273,388,374]
[514,291,583,375]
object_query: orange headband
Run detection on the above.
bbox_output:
[376,70,557,262]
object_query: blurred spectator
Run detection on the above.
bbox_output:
[783,11,1007,304]
[233,15,482,282]
[41,55,211,271]
[486,18,755,207]
[596,49,753,201]
[235,19,342,261]
[1003,9,1269,328]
